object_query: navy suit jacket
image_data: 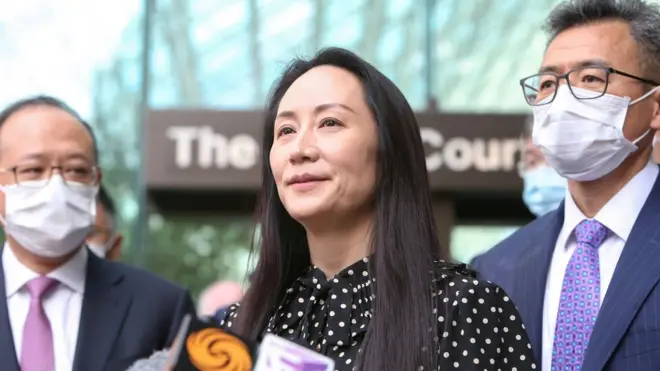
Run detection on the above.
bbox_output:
[471,169,660,371]
[214,306,230,323]
[0,247,195,371]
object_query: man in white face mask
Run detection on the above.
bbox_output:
[0,95,195,371]
[471,1,660,370]
[86,185,123,260]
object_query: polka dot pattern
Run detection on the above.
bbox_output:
[551,219,609,371]
[220,258,537,370]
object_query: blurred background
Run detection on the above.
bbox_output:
[0,0,574,300]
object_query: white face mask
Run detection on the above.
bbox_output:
[0,175,98,258]
[532,85,658,181]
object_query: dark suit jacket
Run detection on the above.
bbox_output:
[214,306,230,323]
[0,247,195,371]
[471,169,660,371]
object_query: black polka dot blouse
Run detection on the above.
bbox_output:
[219,257,537,370]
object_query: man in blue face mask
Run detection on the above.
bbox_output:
[520,115,567,217]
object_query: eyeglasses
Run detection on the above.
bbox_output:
[0,165,99,188]
[519,66,659,106]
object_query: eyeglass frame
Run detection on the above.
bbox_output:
[519,66,660,106]
[0,165,100,187]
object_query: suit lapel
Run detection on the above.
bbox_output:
[0,247,20,371]
[72,253,130,371]
[512,205,564,359]
[583,174,660,371]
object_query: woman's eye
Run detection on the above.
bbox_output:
[277,127,295,137]
[321,118,340,127]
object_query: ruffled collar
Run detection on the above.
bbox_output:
[267,257,374,351]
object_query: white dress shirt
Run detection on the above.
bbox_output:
[541,160,659,371]
[3,244,87,371]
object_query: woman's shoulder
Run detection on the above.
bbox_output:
[215,302,241,329]
[432,261,537,368]
[432,260,515,307]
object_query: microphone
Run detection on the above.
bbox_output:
[124,350,170,371]
[253,334,335,371]
[169,314,255,371]
[162,314,335,371]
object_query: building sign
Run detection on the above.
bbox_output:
[421,127,520,172]
[144,110,526,193]
[166,126,260,170]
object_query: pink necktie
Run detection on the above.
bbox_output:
[21,276,58,371]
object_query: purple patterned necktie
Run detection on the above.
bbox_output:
[551,219,609,371]
[21,276,58,371]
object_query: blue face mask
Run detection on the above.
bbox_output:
[522,166,567,217]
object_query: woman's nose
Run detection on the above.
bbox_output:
[289,129,320,164]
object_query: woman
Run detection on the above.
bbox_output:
[220,47,537,370]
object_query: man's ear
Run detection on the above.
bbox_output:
[649,89,660,131]
[653,131,660,164]
[107,234,123,261]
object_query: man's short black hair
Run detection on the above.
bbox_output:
[98,184,117,219]
[545,0,660,80]
[0,95,99,161]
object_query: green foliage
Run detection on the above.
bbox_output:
[142,215,255,300]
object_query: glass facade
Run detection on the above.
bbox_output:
[143,0,564,112]
[3,0,607,297]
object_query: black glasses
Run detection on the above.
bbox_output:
[519,66,659,106]
[0,165,99,188]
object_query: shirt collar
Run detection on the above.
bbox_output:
[559,159,658,249]
[3,243,88,297]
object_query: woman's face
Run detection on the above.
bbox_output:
[270,65,378,225]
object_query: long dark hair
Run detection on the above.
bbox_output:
[235,47,449,370]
